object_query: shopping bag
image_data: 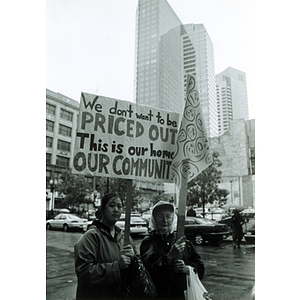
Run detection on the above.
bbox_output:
[185,266,212,300]
[115,254,157,299]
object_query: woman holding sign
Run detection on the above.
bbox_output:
[140,201,205,299]
[74,193,135,300]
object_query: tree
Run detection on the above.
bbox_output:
[213,188,230,206]
[187,151,223,216]
[56,170,91,209]
[95,177,138,209]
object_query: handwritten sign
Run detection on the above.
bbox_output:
[72,92,180,183]
[171,74,213,189]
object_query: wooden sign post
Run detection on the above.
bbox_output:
[124,179,133,245]
[176,177,188,239]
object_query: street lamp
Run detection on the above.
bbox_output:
[49,179,58,211]
[230,179,233,204]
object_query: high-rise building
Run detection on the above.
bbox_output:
[216,67,249,135]
[134,0,185,113]
[134,0,217,138]
[182,24,218,137]
[134,0,218,201]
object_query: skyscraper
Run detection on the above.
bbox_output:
[134,0,184,113]
[134,0,218,200]
[134,0,217,137]
[182,24,218,137]
[216,67,249,135]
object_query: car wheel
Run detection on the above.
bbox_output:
[194,233,204,245]
[63,224,69,232]
[46,223,52,230]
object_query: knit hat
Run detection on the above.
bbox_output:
[149,201,177,233]
[152,201,175,215]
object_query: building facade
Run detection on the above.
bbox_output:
[46,89,81,210]
[216,67,249,135]
[210,118,255,208]
[134,0,219,198]
[134,0,218,137]
[134,0,185,113]
[182,24,218,137]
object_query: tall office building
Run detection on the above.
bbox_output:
[216,67,249,135]
[134,0,218,200]
[182,24,218,137]
[134,0,217,137]
[134,0,185,113]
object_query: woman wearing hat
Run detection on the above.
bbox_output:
[140,201,205,299]
[74,193,135,300]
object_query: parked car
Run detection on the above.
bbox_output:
[83,214,148,236]
[244,226,255,244]
[141,210,152,225]
[116,214,148,236]
[219,213,255,236]
[83,209,97,221]
[240,208,255,218]
[46,213,88,232]
[184,217,230,245]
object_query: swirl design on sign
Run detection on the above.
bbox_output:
[184,105,195,122]
[186,124,196,141]
[180,161,199,180]
[187,90,200,108]
[186,76,196,93]
[177,128,187,142]
[171,74,212,187]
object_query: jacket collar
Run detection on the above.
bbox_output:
[91,220,123,238]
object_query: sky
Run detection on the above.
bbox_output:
[47,0,255,119]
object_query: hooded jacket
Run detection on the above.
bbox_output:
[74,220,125,300]
[140,202,205,299]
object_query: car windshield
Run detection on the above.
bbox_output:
[193,217,215,225]
[54,214,62,220]
[67,214,81,220]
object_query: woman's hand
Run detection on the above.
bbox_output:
[120,244,134,259]
[118,245,134,269]
[172,259,189,274]
[166,236,186,262]
[118,254,132,269]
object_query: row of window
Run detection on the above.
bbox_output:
[46,103,73,122]
[46,137,71,152]
[46,120,72,137]
[46,153,70,168]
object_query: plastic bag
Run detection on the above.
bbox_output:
[185,266,212,300]
[115,254,157,299]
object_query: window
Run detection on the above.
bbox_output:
[60,108,73,122]
[46,103,56,115]
[58,124,72,137]
[46,153,51,165]
[56,156,70,168]
[46,136,53,147]
[46,120,54,132]
[57,140,71,152]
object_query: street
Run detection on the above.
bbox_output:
[46,230,254,300]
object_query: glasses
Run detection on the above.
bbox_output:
[155,214,173,221]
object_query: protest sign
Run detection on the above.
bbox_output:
[72,92,180,183]
[171,74,213,238]
[171,75,213,189]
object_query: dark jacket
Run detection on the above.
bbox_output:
[140,232,205,300]
[74,221,125,300]
[186,208,196,217]
[231,212,244,239]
